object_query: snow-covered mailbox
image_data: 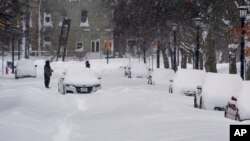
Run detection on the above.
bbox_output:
[225,81,250,121]
[151,69,175,86]
[172,69,206,95]
[15,59,37,79]
[195,73,242,110]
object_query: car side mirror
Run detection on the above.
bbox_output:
[231,96,237,101]
[98,76,101,80]
[35,65,38,68]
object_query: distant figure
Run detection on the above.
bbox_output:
[44,60,53,88]
[85,60,90,68]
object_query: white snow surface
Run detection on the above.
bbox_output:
[238,81,250,120]
[172,69,206,94]
[0,58,249,141]
[202,73,242,110]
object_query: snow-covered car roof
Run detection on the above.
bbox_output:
[152,69,175,85]
[130,62,149,77]
[237,81,250,120]
[62,68,100,86]
[16,59,36,78]
[173,69,206,94]
[202,73,242,110]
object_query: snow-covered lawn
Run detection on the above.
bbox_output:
[0,59,249,141]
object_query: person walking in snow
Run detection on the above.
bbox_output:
[85,60,90,68]
[44,60,53,88]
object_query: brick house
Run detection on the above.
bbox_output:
[30,0,112,59]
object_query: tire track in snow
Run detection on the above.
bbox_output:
[53,98,87,141]
[53,113,73,141]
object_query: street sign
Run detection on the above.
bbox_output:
[245,48,250,57]
[104,40,112,50]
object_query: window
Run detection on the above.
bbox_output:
[44,36,51,42]
[80,10,89,27]
[91,40,100,52]
[43,36,51,48]
[75,42,83,52]
[81,10,87,23]
[43,11,52,27]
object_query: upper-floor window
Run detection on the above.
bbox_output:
[75,42,84,52]
[80,10,89,27]
[44,11,52,27]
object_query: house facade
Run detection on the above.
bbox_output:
[30,0,112,59]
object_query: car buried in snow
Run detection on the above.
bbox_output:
[58,68,101,94]
[194,73,242,111]
[224,82,250,121]
[15,59,37,79]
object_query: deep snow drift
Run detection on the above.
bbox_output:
[0,58,249,141]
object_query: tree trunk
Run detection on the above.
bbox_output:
[229,49,237,74]
[199,53,203,70]
[161,48,169,68]
[180,49,187,69]
[204,31,217,73]
[246,60,250,80]
[188,54,192,64]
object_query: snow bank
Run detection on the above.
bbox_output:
[173,69,206,94]
[0,87,75,141]
[152,69,175,85]
[238,81,250,120]
[202,73,242,110]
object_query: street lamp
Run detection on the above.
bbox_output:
[172,23,177,72]
[239,6,248,80]
[195,17,201,70]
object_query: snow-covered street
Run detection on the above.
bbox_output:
[0,59,248,141]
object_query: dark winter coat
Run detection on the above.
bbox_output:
[44,61,53,78]
[85,61,90,68]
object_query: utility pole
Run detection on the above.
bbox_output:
[239,6,247,80]
[11,36,15,74]
[156,42,160,68]
[24,0,30,59]
[172,23,177,72]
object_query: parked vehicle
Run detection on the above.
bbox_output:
[224,82,250,121]
[194,73,242,110]
[15,59,37,79]
[58,68,101,94]
[172,69,206,95]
